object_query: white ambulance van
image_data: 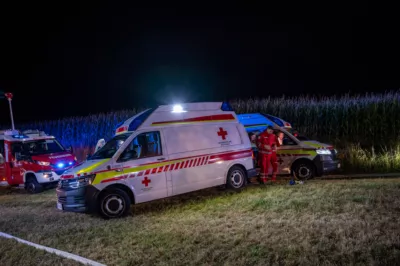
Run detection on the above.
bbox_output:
[57,102,256,218]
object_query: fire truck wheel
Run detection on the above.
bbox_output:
[292,161,315,180]
[98,188,131,219]
[226,165,246,190]
[25,176,43,194]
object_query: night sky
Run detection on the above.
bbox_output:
[0,3,399,124]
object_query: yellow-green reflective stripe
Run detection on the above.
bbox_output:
[77,159,109,174]
[92,158,188,185]
[302,142,324,148]
[277,149,316,155]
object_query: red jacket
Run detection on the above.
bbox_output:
[257,132,280,153]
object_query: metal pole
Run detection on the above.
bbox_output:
[8,98,15,130]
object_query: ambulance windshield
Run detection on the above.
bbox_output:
[90,133,131,160]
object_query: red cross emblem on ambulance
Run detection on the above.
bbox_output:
[142,176,151,187]
[217,127,228,140]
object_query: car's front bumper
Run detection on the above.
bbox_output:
[313,155,341,176]
[36,171,62,184]
[56,186,87,212]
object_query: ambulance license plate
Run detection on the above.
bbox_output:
[57,202,63,210]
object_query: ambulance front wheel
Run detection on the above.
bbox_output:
[226,165,247,190]
[98,188,131,219]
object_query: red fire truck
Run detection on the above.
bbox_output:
[0,129,77,193]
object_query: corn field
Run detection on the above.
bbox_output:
[231,91,400,146]
[13,91,400,149]
[4,91,400,172]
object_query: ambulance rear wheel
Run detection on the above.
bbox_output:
[292,161,315,180]
[226,166,246,190]
[98,188,131,219]
[25,176,43,194]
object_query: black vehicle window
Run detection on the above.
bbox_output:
[90,133,132,160]
[282,133,297,145]
[0,140,4,163]
[11,139,65,155]
[275,131,297,146]
[118,131,162,162]
[0,140,4,156]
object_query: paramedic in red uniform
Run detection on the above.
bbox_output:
[257,126,280,183]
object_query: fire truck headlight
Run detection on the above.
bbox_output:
[36,161,50,166]
[316,149,331,155]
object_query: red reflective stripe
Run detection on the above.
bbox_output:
[152,114,235,125]
[169,164,175,171]
[174,163,180,170]
[164,165,170,172]
[208,149,252,164]
[157,167,163,173]
[151,168,157,174]
[184,160,189,168]
[137,171,144,176]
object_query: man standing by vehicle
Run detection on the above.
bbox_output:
[257,126,280,183]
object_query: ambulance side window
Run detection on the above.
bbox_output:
[118,131,162,162]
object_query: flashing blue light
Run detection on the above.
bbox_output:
[68,162,73,165]
[261,113,285,127]
[128,109,155,131]
[57,163,65,168]
[12,134,28,139]
[221,102,234,111]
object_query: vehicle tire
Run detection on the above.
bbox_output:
[292,161,315,181]
[226,166,247,190]
[98,188,131,219]
[25,176,43,194]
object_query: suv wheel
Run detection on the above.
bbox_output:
[292,161,315,180]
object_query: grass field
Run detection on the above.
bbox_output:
[1,179,400,265]
[0,238,80,266]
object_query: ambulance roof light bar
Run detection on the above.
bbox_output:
[172,104,186,113]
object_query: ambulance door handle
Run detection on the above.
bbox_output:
[115,168,123,172]
[157,158,166,161]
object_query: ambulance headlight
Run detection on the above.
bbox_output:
[316,149,331,155]
[84,174,96,185]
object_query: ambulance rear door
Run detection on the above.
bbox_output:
[116,130,170,204]
[163,123,243,196]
